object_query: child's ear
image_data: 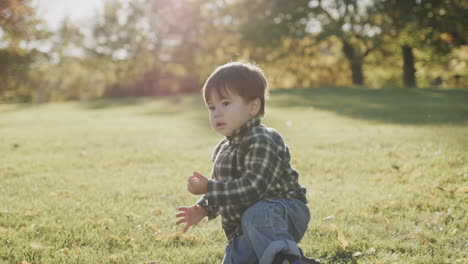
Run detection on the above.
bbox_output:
[249,98,261,116]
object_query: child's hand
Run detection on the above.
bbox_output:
[187,171,208,195]
[176,204,208,232]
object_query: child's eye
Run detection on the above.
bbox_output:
[208,106,215,111]
[222,101,230,106]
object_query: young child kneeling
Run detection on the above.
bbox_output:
[176,61,318,264]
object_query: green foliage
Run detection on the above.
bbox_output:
[1,0,467,102]
[0,89,467,263]
[0,0,50,102]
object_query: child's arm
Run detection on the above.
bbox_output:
[175,204,207,232]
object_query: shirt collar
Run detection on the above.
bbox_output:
[227,116,261,144]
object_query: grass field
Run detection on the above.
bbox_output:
[0,87,467,264]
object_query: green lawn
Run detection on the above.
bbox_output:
[0,87,467,264]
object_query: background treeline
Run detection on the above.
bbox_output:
[1,0,467,103]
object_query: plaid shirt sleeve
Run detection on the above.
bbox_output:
[205,134,283,206]
[195,138,227,219]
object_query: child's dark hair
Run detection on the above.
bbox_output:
[202,61,269,117]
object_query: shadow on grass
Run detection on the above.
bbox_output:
[320,250,358,264]
[270,87,468,125]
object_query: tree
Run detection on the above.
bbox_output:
[307,0,384,85]
[378,0,468,87]
[0,0,48,102]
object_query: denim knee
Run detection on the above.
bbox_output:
[241,199,286,230]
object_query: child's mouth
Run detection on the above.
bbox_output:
[216,122,226,128]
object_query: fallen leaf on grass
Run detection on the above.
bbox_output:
[144,261,159,264]
[57,247,71,255]
[322,215,335,221]
[0,227,8,236]
[53,224,64,230]
[335,208,345,215]
[25,210,42,217]
[49,190,72,197]
[125,212,139,220]
[108,235,121,241]
[352,252,362,257]
[125,237,136,243]
[155,232,200,245]
[77,183,88,188]
[152,208,162,215]
[108,254,120,262]
[99,218,115,228]
[144,222,160,233]
[455,186,468,193]
[427,189,439,200]
[330,224,348,251]
[18,261,35,264]
[381,215,390,225]
[30,242,44,250]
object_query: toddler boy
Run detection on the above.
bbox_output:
[176,61,317,264]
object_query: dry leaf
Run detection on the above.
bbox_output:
[30,242,44,250]
[99,218,115,227]
[77,183,88,188]
[322,215,335,221]
[57,247,71,255]
[25,210,41,217]
[18,261,35,264]
[144,222,159,233]
[108,254,120,261]
[152,208,162,215]
[0,226,8,236]
[108,235,121,241]
[331,224,348,251]
[352,252,362,257]
[455,186,468,193]
[125,212,139,220]
[155,232,200,245]
[335,208,345,215]
[144,261,159,264]
[125,237,136,243]
[381,216,390,225]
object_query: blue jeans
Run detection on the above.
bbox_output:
[222,198,310,264]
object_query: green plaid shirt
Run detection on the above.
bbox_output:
[197,116,308,240]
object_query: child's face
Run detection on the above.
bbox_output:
[206,89,259,137]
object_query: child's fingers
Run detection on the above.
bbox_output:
[176,217,186,225]
[193,171,205,180]
[183,222,192,233]
[177,206,189,211]
[188,175,199,183]
[175,211,186,218]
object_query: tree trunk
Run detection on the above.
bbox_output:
[342,40,364,85]
[402,44,416,87]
